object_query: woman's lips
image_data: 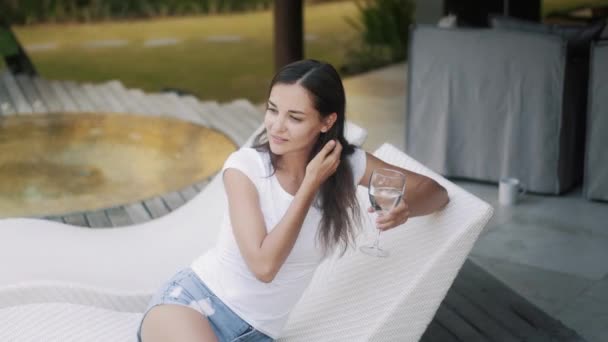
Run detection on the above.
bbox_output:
[271,135,288,144]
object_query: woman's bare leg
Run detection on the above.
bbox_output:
[140,304,219,342]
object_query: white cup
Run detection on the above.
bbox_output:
[498,177,526,206]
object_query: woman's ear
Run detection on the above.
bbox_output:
[321,113,338,133]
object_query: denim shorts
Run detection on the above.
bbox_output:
[137,268,273,342]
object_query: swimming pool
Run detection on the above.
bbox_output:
[0,113,236,218]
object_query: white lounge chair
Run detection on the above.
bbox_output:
[0,139,493,341]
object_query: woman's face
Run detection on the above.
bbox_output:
[264,83,334,157]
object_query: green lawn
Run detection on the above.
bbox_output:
[543,0,608,15]
[11,2,359,103]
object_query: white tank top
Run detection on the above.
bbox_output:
[191,147,366,338]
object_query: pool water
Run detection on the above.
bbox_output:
[0,113,236,218]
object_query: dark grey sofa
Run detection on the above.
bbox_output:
[584,41,608,201]
[406,25,592,194]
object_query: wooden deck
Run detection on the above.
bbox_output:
[0,71,263,225]
[0,71,585,341]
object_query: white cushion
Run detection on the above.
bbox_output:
[0,303,141,342]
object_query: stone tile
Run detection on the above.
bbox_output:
[83,39,129,48]
[25,43,58,52]
[471,215,608,279]
[582,276,608,301]
[205,35,242,43]
[143,38,180,47]
[557,294,608,342]
[470,256,593,316]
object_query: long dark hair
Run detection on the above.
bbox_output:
[253,59,361,256]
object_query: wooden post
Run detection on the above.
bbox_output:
[274,0,303,72]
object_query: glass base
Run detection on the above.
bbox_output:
[359,245,390,258]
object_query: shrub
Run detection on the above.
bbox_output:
[341,0,414,74]
[0,0,274,25]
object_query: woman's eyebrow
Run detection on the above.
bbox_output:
[268,100,306,115]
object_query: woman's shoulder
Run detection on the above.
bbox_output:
[223,147,269,178]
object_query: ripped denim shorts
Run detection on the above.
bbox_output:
[137,268,273,342]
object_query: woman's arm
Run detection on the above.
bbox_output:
[224,141,342,283]
[360,152,449,229]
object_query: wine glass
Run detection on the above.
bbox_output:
[360,168,406,257]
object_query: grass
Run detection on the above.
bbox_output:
[543,0,608,15]
[10,2,359,103]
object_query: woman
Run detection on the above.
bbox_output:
[139,59,449,342]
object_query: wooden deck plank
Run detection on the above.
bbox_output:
[179,186,199,202]
[443,287,521,342]
[183,99,243,146]
[232,99,264,122]
[451,272,547,341]
[61,81,97,112]
[103,81,146,114]
[143,197,170,218]
[44,216,65,223]
[62,213,89,227]
[216,103,254,146]
[0,80,16,115]
[123,202,152,224]
[126,89,163,116]
[105,207,134,227]
[31,77,64,112]
[162,93,208,125]
[85,210,112,228]
[433,304,488,342]
[225,99,263,133]
[147,93,179,117]
[458,260,584,341]
[174,95,211,126]
[81,83,114,112]
[160,191,186,211]
[1,72,33,113]
[420,320,460,342]
[88,82,126,113]
[126,89,159,115]
[158,93,202,125]
[14,75,47,113]
[152,93,189,120]
[49,80,81,112]
[193,178,211,192]
[180,96,216,125]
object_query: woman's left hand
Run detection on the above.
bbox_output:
[368,197,410,231]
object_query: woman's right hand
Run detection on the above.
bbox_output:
[304,139,343,189]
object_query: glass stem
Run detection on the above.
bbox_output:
[373,227,382,249]
[373,211,384,249]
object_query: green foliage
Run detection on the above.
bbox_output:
[0,0,274,25]
[13,1,358,102]
[342,0,414,74]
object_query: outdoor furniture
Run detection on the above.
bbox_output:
[406,25,593,194]
[0,142,493,341]
[584,41,608,201]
